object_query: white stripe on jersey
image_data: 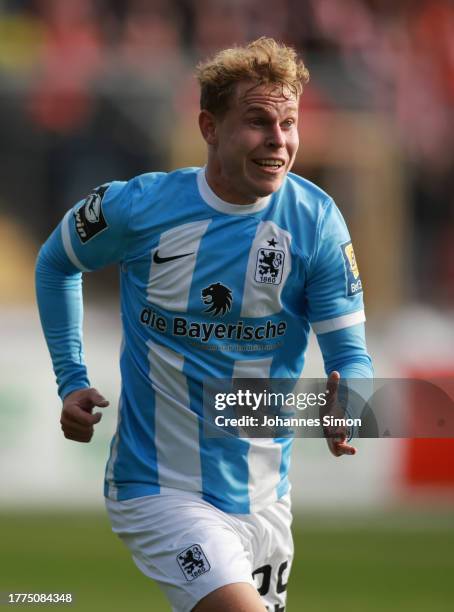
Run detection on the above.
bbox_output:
[232,358,282,512]
[147,220,210,311]
[61,209,91,271]
[148,340,202,492]
[311,310,366,335]
[240,221,292,317]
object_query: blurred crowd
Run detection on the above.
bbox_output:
[0,0,453,303]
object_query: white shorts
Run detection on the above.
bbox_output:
[106,488,293,612]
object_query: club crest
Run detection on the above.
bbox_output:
[255,248,285,285]
[177,544,211,582]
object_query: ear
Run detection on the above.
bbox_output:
[199,110,218,146]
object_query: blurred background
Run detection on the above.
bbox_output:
[0,0,453,610]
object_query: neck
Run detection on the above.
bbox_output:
[205,158,260,205]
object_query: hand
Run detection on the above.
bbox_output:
[323,371,357,457]
[60,388,109,443]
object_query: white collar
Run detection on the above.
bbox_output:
[197,167,271,215]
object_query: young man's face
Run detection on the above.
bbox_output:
[202,80,300,204]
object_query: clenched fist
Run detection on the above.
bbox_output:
[60,388,109,443]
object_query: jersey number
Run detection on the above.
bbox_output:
[252,561,289,611]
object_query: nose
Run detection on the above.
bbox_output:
[265,123,285,149]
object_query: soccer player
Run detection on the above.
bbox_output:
[36,37,373,612]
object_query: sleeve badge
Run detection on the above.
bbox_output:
[341,241,363,296]
[74,184,109,243]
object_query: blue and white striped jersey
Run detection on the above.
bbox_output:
[36,167,372,513]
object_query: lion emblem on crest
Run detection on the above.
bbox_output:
[201,282,233,316]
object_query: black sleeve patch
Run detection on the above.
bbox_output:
[74,184,109,243]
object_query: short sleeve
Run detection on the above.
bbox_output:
[60,179,136,271]
[305,198,365,335]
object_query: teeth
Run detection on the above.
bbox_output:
[255,159,284,167]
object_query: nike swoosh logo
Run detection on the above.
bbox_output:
[153,250,194,264]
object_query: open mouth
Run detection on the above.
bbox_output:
[252,159,285,169]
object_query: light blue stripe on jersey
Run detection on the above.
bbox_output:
[106,247,161,500]
[199,431,251,513]
[105,346,160,500]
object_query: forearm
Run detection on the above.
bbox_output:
[35,235,90,399]
[317,323,373,379]
[317,323,373,431]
